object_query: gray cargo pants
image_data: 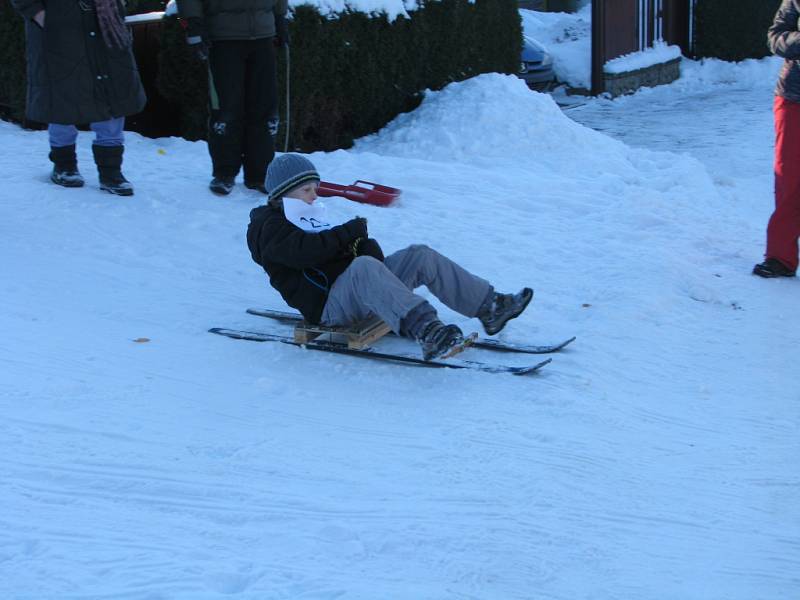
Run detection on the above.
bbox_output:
[320,244,493,337]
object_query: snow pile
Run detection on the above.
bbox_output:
[355,73,718,214]
[605,41,682,74]
[520,5,592,89]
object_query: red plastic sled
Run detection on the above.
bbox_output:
[317,180,401,207]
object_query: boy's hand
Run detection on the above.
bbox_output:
[189,40,210,62]
[356,238,385,262]
[344,217,368,240]
[33,9,45,28]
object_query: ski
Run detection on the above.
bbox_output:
[245,308,576,354]
[209,328,551,375]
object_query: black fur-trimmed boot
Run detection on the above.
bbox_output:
[92,145,134,196]
[49,145,85,188]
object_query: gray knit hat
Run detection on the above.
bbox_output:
[266,154,320,201]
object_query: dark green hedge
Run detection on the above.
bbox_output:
[694,0,781,61]
[0,0,521,151]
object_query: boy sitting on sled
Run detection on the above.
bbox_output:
[246,154,533,361]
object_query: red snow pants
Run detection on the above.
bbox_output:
[766,95,800,271]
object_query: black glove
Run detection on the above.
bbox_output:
[343,216,368,241]
[274,14,290,48]
[185,17,209,62]
[354,237,385,262]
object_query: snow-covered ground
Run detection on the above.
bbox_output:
[1,60,798,599]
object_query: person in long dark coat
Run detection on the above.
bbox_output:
[11,0,147,196]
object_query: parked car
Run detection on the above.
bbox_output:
[518,36,556,91]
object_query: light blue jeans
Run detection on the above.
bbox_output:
[49,117,125,148]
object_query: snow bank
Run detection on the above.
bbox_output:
[520,6,592,89]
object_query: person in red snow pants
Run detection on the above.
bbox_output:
[755,0,800,277]
[766,96,800,273]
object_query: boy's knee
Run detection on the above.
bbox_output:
[405,243,433,257]
[350,255,383,273]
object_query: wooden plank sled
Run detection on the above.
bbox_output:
[293,316,392,350]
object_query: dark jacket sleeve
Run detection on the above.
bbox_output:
[262,218,367,269]
[9,0,44,19]
[769,0,800,59]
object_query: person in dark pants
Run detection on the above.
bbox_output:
[176,0,289,196]
[10,0,146,196]
[755,0,800,278]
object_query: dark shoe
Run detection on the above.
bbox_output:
[418,320,464,361]
[210,176,235,196]
[244,181,268,194]
[92,145,134,196]
[49,145,84,188]
[99,177,134,196]
[479,287,534,336]
[51,167,85,188]
[753,258,796,278]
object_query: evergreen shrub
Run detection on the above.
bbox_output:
[694,0,781,61]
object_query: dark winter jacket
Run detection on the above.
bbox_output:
[247,203,370,324]
[769,0,800,103]
[176,0,287,42]
[10,0,146,125]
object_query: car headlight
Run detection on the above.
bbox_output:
[541,54,553,67]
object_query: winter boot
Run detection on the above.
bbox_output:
[752,258,796,278]
[478,287,534,336]
[92,145,133,196]
[49,145,85,188]
[210,176,236,195]
[418,320,465,361]
[244,180,268,195]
